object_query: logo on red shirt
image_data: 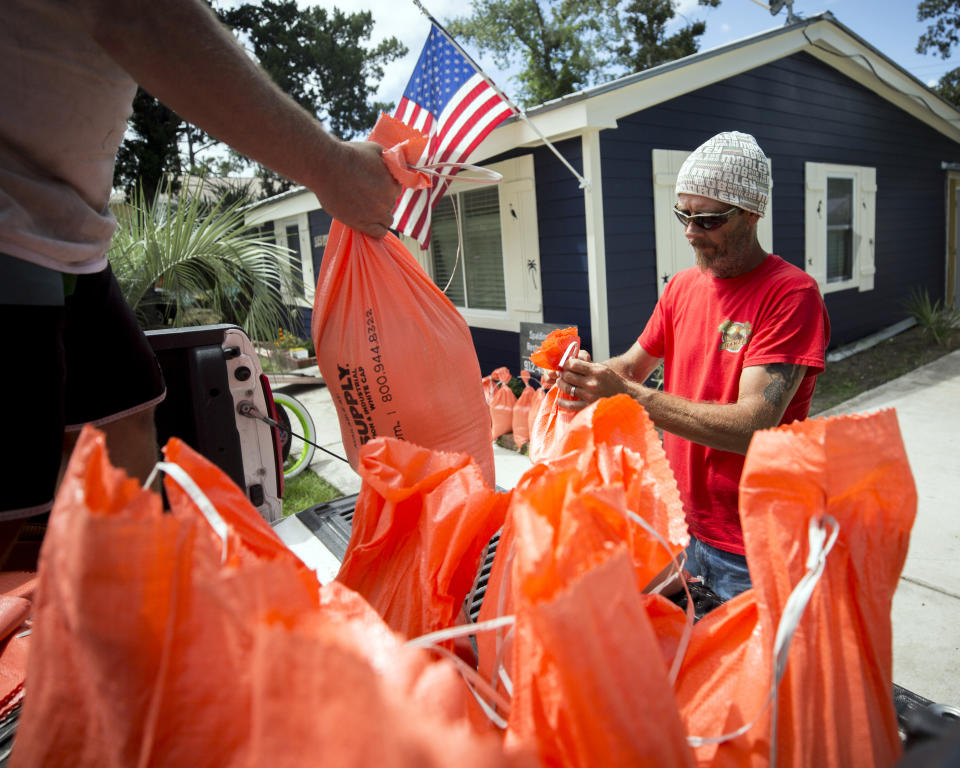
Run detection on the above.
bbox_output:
[718,320,752,353]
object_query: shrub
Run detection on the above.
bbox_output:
[904,287,960,346]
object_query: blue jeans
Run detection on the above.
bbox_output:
[685,536,753,601]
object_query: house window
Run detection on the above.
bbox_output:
[826,176,854,282]
[284,222,304,296]
[402,154,542,333]
[430,186,506,311]
[269,213,314,306]
[805,162,876,293]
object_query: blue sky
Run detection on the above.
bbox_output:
[333,0,957,105]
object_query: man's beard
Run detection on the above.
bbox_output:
[691,225,754,278]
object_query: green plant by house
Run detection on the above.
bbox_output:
[904,287,960,346]
[274,328,311,350]
[108,180,295,342]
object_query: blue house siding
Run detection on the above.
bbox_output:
[602,51,960,351]
[471,326,519,376]
[532,139,592,337]
[468,138,591,375]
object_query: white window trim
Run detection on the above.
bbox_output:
[404,155,543,333]
[804,162,876,294]
[276,213,314,307]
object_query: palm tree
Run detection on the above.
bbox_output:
[109,181,295,342]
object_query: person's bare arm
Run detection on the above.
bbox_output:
[560,358,807,454]
[79,0,400,237]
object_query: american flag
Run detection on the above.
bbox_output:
[392,26,514,248]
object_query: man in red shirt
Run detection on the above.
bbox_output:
[557,131,830,599]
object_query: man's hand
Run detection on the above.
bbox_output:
[540,348,591,390]
[556,351,638,411]
[313,141,402,238]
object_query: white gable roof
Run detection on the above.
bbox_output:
[473,12,960,161]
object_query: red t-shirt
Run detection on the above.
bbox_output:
[638,255,830,555]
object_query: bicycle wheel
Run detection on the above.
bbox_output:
[271,391,317,478]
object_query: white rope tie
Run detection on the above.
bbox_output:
[145,461,230,563]
[406,615,517,729]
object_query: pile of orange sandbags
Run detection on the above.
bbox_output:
[14,395,917,767]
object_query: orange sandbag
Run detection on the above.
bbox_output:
[477,396,692,762]
[481,374,495,404]
[511,371,536,448]
[311,114,494,486]
[0,572,34,723]
[676,410,916,767]
[526,384,545,440]
[335,437,508,640]
[368,112,431,189]
[527,385,576,463]
[496,464,694,766]
[250,581,534,768]
[480,396,687,666]
[12,427,523,768]
[529,326,579,372]
[12,427,320,767]
[489,367,517,441]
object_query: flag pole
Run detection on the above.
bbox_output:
[411,0,590,190]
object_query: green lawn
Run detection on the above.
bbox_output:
[282,469,342,517]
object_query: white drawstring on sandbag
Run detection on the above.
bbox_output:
[685,514,840,768]
[622,508,696,685]
[406,614,517,729]
[413,162,503,185]
[144,461,230,564]
[419,162,503,296]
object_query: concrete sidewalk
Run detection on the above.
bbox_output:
[280,349,960,706]
[818,349,960,706]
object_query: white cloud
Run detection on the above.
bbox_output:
[299,0,493,104]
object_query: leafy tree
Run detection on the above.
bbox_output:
[114,1,406,200]
[918,0,960,58]
[448,0,721,107]
[218,1,406,197]
[113,89,184,203]
[448,0,621,106]
[615,0,721,73]
[109,181,295,341]
[917,0,960,106]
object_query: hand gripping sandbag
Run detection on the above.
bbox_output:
[675,410,916,768]
[311,115,494,485]
[335,437,508,640]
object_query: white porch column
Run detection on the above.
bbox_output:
[581,128,609,361]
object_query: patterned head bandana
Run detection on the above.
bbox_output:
[675,131,770,217]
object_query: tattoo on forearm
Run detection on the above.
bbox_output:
[762,363,802,407]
